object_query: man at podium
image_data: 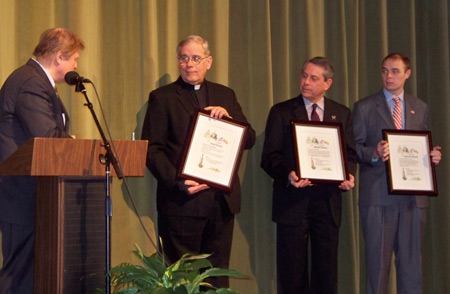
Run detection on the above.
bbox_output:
[0,28,84,294]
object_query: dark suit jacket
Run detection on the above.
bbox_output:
[352,90,429,207]
[0,59,71,225]
[141,77,255,217]
[261,95,357,226]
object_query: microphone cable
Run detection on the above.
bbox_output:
[82,81,159,254]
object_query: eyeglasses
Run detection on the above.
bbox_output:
[177,55,209,65]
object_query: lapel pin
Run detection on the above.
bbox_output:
[410,110,415,114]
[331,115,336,120]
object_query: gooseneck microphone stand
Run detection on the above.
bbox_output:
[75,82,123,294]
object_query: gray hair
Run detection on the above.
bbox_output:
[302,56,334,81]
[176,35,210,56]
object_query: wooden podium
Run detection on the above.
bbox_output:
[0,138,148,294]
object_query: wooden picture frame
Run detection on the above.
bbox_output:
[178,109,249,192]
[383,129,438,196]
[291,120,349,184]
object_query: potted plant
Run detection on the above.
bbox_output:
[105,244,247,294]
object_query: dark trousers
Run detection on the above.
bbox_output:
[0,221,34,294]
[276,199,339,294]
[158,203,234,289]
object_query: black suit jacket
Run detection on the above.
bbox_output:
[261,95,357,226]
[0,59,71,225]
[141,77,255,217]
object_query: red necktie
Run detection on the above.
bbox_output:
[311,103,320,122]
[393,97,402,130]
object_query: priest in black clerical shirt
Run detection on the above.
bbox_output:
[141,35,255,289]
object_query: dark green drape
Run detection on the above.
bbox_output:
[0,1,448,293]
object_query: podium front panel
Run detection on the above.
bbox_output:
[35,177,107,294]
[63,178,106,293]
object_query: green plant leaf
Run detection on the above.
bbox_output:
[133,244,166,277]
[151,287,176,294]
[186,258,213,272]
[173,287,189,294]
[110,245,245,294]
[197,268,248,280]
[215,289,241,294]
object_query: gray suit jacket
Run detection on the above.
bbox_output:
[352,89,429,207]
[0,59,71,225]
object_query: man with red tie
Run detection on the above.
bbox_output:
[261,57,357,293]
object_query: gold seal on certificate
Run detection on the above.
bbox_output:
[383,129,438,196]
[178,109,249,191]
[291,120,350,184]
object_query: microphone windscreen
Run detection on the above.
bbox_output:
[65,71,80,85]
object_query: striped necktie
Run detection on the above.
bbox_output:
[393,97,402,130]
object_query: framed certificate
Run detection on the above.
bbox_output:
[383,129,438,196]
[178,109,249,192]
[291,120,349,184]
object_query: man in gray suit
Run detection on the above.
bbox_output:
[352,52,442,294]
[0,28,84,294]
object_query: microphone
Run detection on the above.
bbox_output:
[64,71,91,85]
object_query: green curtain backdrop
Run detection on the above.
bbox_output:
[0,1,449,293]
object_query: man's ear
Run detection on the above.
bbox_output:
[405,68,411,80]
[324,78,333,91]
[54,51,64,65]
[206,56,213,70]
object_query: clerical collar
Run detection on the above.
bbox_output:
[177,77,204,91]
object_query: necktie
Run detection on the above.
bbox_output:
[393,97,402,130]
[311,103,320,121]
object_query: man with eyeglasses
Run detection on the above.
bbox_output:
[141,35,255,288]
